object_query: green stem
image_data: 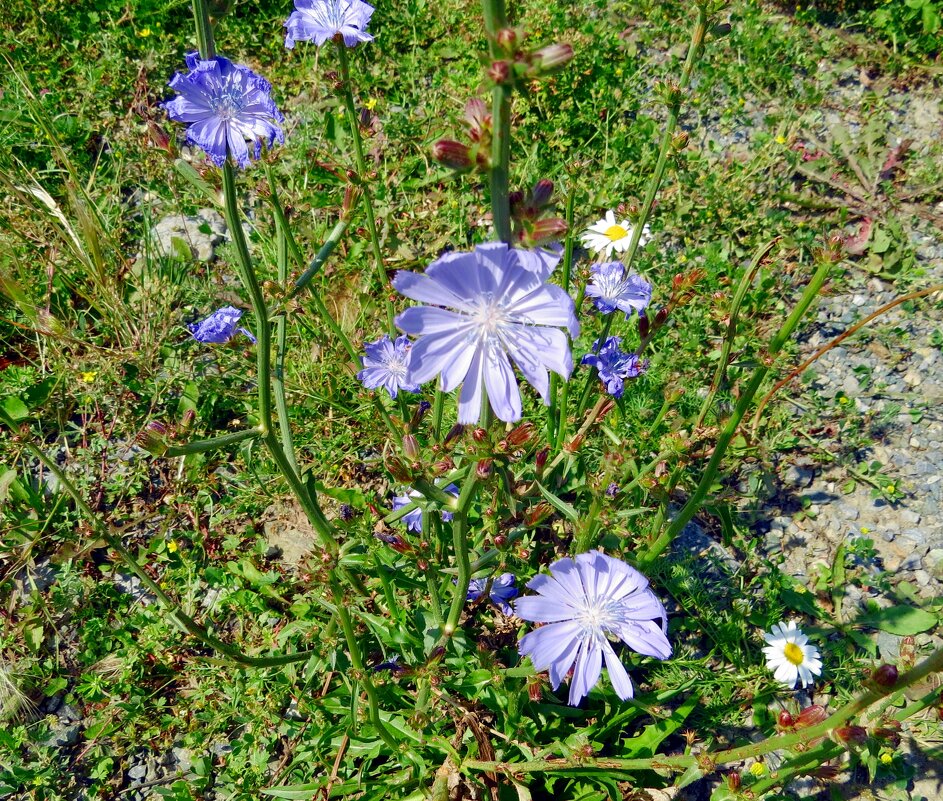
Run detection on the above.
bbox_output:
[623,5,709,275]
[331,578,399,750]
[462,642,943,776]
[164,427,260,456]
[191,0,215,59]
[480,0,511,243]
[693,239,775,432]
[286,219,348,302]
[441,472,480,638]
[638,254,832,569]
[334,41,395,334]
[573,315,614,423]
[274,202,300,475]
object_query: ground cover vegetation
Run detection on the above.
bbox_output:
[0,0,941,799]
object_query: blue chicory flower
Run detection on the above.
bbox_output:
[580,336,645,399]
[584,262,652,317]
[392,483,459,533]
[394,242,579,425]
[357,334,421,399]
[515,551,671,706]
[163,53,284,169]
[284,0,375,48]
[189,306,257,344]
[467,573,519,615]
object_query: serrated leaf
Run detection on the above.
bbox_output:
[859,606,938,635]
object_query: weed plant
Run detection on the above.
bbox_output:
[0,1,941,800]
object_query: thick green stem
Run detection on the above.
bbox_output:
[638,254,832,568]
[462,642,943,776]
[191,0,215,59]
[164,427,260,456]
[274,201,300,475]
[480,0,511,243]
[441,472,480,638]
[334,41,395,334]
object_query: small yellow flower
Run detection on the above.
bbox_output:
[775,135,787,145]
[138,27,152,38]
[363,97,378,111]
[80,371,97,383]
[885,484,895,493]
[861,526,870,534]
[749,761,766,777]
[880,751,894,765]
[167,539,178,553]
[839,396,849,405]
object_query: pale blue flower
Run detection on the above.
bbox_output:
[394,243,579,425]
[357,334,420,399]
[515,551,671,706]
[585,262,652,317]
[392,483,459,533]
[580,336,645,399]
[467,573,519,615]
[164,53,284,168]
[189,306,256,344]
[285,0,375,48]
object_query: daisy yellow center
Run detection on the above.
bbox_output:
[604,224,628,241]
[783,642,805,666]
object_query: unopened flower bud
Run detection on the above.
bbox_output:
[872,725,901,746]
[654,307,669,327]
[524,502,553,527]
[834,725,868,747]
[464,98,491,141]
[496,27,518,52]
[376,531,413,554]
[598,398,616,417]
[432,139,473,170]
[505,422,536,449]
[871,664,899,688]
[494,534,507,547]
[527,675,544,701]
[342,184,360,220]
[796,704,828,728]
[564,433,584,453]
[472,427,489,443]
[444,423,465,446]
[488,60,511,84]
[432,456,455,476]
[476,459,493,480]
[402,434,420,460]
[137,421,169,456]
[778,710,795,728]
[528,217,568,246]
[672,131,689,151]
[535,447,549,473]
[531,179,554,208]
[638,311,650,339]
[725,772,741,791]
[179,409,196,432]
[386,456,414,482]
[427,645,446,665]
[530,43,574,75]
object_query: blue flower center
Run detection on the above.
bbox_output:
[211,90,244,122]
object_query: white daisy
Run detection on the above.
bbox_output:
[581,210,651,259]
[762,621,822,689]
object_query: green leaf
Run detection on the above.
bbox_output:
[534,481,578,522]
[261,783,321,800]
[0,395,30,424]
[623,691,700,757]
[859,605,938,635]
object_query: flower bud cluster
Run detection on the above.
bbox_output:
[510,179,567,247]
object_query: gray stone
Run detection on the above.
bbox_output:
[128,764,147,781]
[148,209,227,263]
[43,723,81,748]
